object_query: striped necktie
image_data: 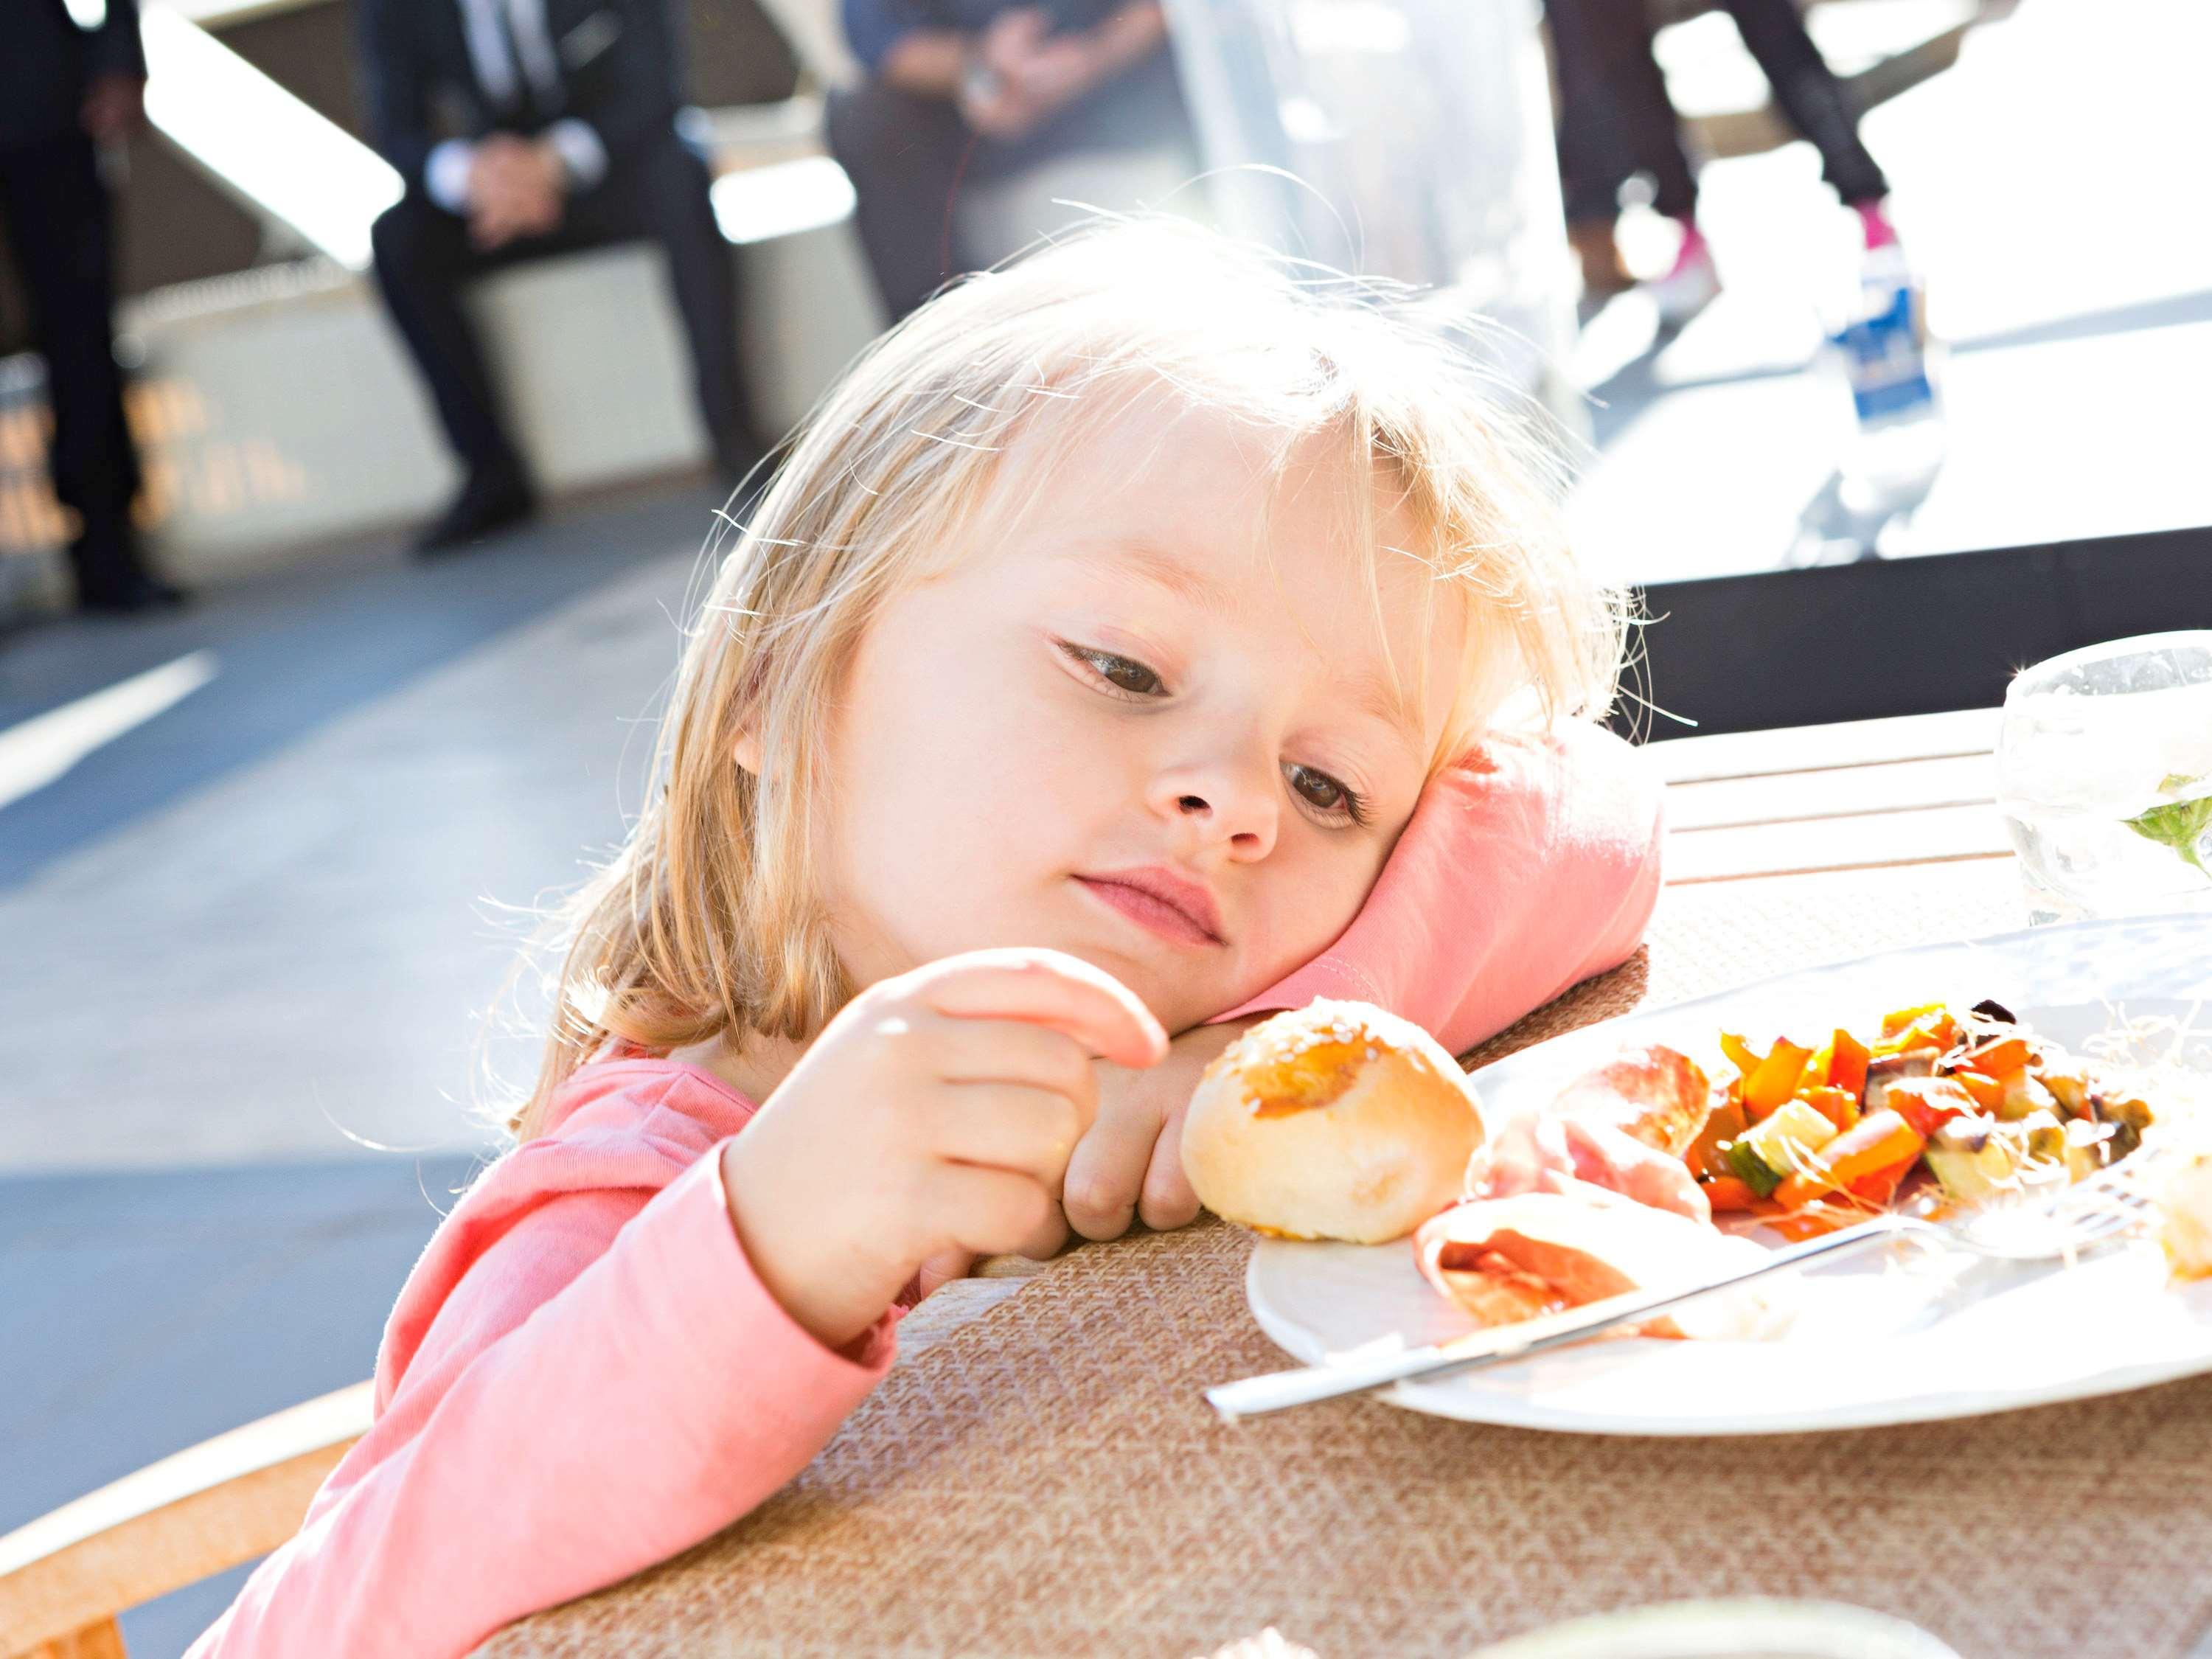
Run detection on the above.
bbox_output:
[462,0,564,116]
[501,0,566,114]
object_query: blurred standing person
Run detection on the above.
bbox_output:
[1550,0,1896,322]
[360,0,771,555]
[827,0,1192,321]
[1,0,187,615]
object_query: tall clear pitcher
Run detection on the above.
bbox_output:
[1161,0,1574,400]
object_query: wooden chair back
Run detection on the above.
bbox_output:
[0,1382,372,1659]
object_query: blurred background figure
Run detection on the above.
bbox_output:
[1550,0,1894,323]
[358,0,772,554]
[2,0,189,615]
[827,0,1193,321]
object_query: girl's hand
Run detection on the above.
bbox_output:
[719,949,1167,1350]
[1061,1015,1263,1239]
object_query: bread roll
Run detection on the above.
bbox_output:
[1181,999,1484,1243]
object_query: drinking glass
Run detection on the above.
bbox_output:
[1997,631,2212,924]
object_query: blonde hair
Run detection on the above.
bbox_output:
[509,218,1623,1137]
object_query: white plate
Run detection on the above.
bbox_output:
[1246,914,2212,1435]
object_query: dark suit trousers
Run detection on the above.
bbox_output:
[1549,0,1889,225]
[0,130,147,599]
[370,135,758,482]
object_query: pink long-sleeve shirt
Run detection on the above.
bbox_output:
[189,724,1660,1659]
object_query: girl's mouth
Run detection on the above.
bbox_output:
[1074,868,1225,948]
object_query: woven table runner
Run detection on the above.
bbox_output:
[483,862,2212,1659]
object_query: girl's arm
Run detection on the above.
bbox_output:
[1213,721,1664,1054]
[1063,723,1662,1237]
[189,1152,894,1659]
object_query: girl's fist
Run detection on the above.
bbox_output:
[720,950,1166,1348]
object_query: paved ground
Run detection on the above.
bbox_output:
[1,490,717,1169]
[2,4,2207,1652]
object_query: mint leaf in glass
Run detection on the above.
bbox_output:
[2126,773,2212,878]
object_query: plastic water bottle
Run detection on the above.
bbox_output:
[1830,243,1946,515]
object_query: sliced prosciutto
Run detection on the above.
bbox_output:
[1466,1046,1717,1223]
[1415,1189,1789,1340]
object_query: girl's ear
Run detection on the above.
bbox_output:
[734,729,763,774]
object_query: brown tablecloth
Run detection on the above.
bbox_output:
[482,863,2212,1659]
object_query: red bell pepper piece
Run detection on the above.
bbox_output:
[1883,1076,1975,1138]
[1829,1028,1870,1099]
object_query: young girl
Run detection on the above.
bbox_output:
[192,220,1666,1657]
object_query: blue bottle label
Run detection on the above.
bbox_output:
[1834,281,1932,424]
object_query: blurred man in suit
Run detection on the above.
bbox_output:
[829,0,1191,322]
[2,0,187,614]
[360,0,768,554]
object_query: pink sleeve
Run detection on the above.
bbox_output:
[1214,723,1663,1055]
[188,1150,894,1659]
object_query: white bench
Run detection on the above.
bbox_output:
[93,147,883,577]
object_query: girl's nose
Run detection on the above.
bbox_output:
[1148,759,1278,862]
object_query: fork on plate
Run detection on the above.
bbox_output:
[1204,1153,2169,1422]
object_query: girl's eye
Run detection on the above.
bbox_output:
[1284,762,1369,827]
[1065,644,1166,698]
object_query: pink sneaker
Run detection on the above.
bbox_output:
[1644,220,1720,325]
[1856,198,1901,251]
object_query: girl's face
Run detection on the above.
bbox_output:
[811,399,1464,1037]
